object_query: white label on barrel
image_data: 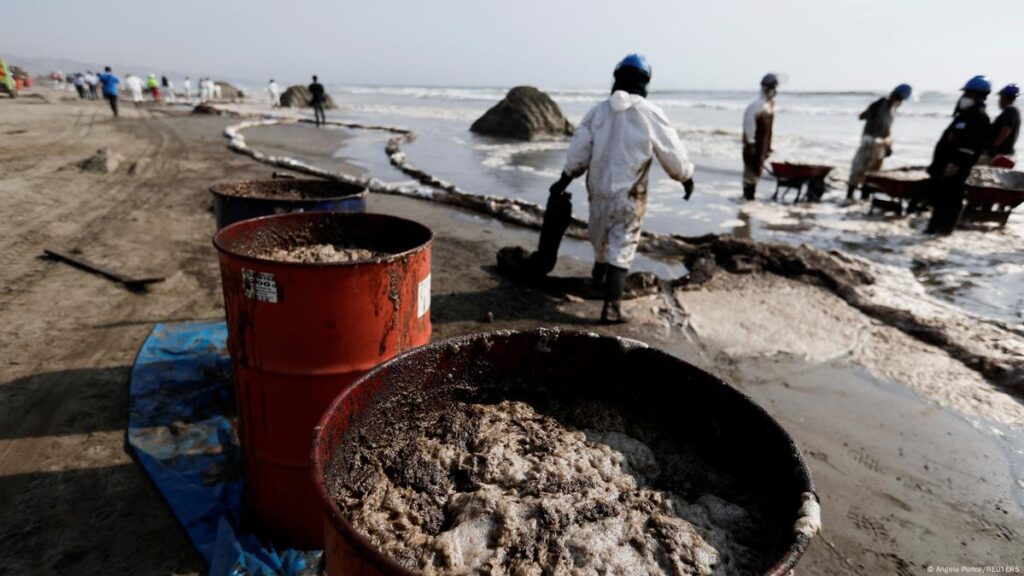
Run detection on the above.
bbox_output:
[243,269,278,303]
[417,274,431,318]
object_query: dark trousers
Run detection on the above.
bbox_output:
[75,85,86,99]
[312,103,325,126]
[926,176,965,234]
[105,94,119,117]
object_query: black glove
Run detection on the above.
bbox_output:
[550,173,573,195]
[682,178,695,200]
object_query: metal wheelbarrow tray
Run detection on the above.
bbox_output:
[864,167,930,216]
[770,162,833,203]
[962,168,1024,227]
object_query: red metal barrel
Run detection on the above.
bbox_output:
[213,211,432,549]
[312,330,817,576]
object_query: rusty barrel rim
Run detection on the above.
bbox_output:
[310,328,817,576]
[212,211,433,269]
[209,178,369,204]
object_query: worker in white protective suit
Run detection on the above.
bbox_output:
[268,79,281,108]
[550,54,695,323]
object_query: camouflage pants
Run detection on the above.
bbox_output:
[849,138,889,189]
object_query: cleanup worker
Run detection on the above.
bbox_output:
[848,83,912,200]
[985,84,1019,164]
[147,73,160,101]
[742,74,778,200]
[268,79,281,108]
[97,66,120,117]
[161,75,175,103]
[925,75,992,235]
[547,54,695,323]
[125,74,145,106]
[183,76,192,101]
[309,75,326,127]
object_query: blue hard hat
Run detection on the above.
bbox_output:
[615,54,652,78]
[999,84,1020,98]
[761,73,779,88]
[962,75,992,93]
[892,83,912,100]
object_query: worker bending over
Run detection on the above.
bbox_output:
[848,84,912,200]
[742,74,778,201]
[925,76,992,235]
[549,54,695,323]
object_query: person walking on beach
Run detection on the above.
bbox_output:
[97,66,120,117]
[161,75,175,103]
[182,76,192,101]
[925,75,992,235]
[72,73,87,99]
[309,75,327,126]
[847,83,913,200]
[268,79,281,108]
[85,71,99,100]
[983,84,1019,165]
[547,54,695,324]
[147,74,161,102]
[125,73,145,106]
[742,74,778,201]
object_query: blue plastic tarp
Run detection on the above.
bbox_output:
[127,321,321,576]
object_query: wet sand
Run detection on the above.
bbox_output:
[0,89,1021,575]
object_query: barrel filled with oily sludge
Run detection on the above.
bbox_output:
[210,178,368,229]
[312,329,820,575]
[214,211,432,549]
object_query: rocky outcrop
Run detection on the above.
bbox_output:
[214,81,244,101]
[470,86,574,141]
[280,85,338,109]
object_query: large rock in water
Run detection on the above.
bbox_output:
[471,86,574,141]
[280,85,338,109]
[214,81,244,101]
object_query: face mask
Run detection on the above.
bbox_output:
[765,88,777,100]
[957,96,974,110]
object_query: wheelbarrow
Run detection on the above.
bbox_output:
[961,168,1024,227]
[864,167,931,216]
[769,162,833,203]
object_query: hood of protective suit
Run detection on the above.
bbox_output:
[609,90,644,112]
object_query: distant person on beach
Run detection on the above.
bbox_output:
[125,74,145,106]
[72,73,86,99]
[742,74,778,201]
[925,75,992,235]
[85,71,99,100]
[309,75,326,126]
[147,74,160,101]
[847,83,912,200]
[547,54,695,324]
[982,84,1019,165]
[161,75,175,103]
[268,79,280,108]
[183,76,192,101]
[97,67,120,117]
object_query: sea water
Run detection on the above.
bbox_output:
[317,86,1022,329]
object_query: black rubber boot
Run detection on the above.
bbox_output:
[600,266,630,324]
[742,185,756,201]
[846,185,856,200]
[591,262,608,285]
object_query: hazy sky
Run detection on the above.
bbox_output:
[2,0,1021,91]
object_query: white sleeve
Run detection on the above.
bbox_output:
[742,102,757,144]
[648,107,695,183]
[563,106,598,178]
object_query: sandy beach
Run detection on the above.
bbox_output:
[0,88,1022,575]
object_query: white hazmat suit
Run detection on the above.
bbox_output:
[562,90,694,269]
